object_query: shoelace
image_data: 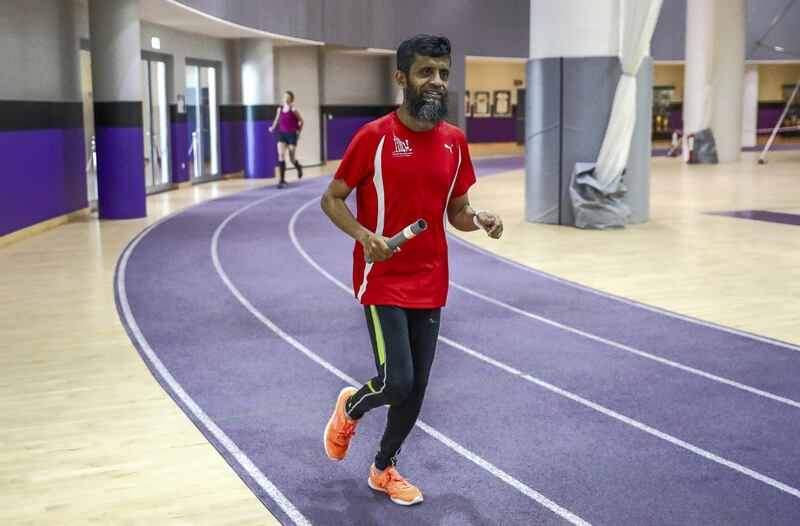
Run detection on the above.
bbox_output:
[383,470,412,490]
[337,421,356,442]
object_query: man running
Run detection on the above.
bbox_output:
[320,34,503,506]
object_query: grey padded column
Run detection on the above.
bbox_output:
[525,56,652,226]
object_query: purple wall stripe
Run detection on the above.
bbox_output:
[0,128,87,237]
[653,143,800,156]
[220,121,245,175]
[668,108,684,131]
[757,108,786,132]
[708,210,800,226]
[665,107,795,135]
[741,143,800,152]
[466,116,517,143]
[326,116,374,160]
[95,126,146,219]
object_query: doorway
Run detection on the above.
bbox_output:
[79,49,97,210]
[186,63,220,181]
[141,57,171,193]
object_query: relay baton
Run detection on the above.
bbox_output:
[365,219,427,263]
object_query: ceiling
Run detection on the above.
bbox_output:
[137,0,322,46]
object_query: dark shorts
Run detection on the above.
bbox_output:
[277,131,298,145]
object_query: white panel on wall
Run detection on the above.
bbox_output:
[276,45,322,164]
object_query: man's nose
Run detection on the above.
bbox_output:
[431,73,446,87]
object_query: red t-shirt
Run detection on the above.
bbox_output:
[334,111,476,308]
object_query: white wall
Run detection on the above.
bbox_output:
[758,63,800,101]
[388,57,403,104]
[276,46,322,164]
[139,22,228,104]
[653,64,685,102]
[530,0,619,59]
[322,52,391,105]
[466,60,526,106]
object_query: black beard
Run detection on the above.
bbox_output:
[405,86,448,124]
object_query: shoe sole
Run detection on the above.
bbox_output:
[367,477,424,506]
[323,386,357,461]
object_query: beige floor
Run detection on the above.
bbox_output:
[1,148,799,524]
[457,149,800,345]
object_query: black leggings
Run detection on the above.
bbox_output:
[345,305,441,470]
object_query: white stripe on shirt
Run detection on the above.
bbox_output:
[357,135,386,301]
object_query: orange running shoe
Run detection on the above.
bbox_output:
[324,386,358,460]
[367,464,424,506]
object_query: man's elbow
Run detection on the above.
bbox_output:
[320,191,336,216]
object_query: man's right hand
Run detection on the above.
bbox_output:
[360,232,397,262]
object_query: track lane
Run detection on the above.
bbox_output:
[119,181,584,526]
[269,187,800,524]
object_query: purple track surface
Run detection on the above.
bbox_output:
[115,156,800,525]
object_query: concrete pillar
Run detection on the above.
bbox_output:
[682,0,714,140]
[88,0,146,219]
[241,39,277,178]
[219,39,244,177]
[223,39,242,106]
[742,64,759,148]
[711,0,745,161]
[683,0,745,162]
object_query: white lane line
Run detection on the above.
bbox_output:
[116,189,313,526]
[214,196,591,526]
[447,234,800,353]
[449,282,800,410]
[288,196,800,501]
[439,336,800,500]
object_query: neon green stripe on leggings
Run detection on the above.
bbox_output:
[370,305,386,365]
[367,380,376,393]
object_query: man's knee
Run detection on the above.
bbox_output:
[382,373,413,405]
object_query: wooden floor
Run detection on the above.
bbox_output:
[457,148,800,345]
[1,148,798,524]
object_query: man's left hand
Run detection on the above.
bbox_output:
[476,211,503,239]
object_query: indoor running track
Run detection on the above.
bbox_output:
[116,158,800,525]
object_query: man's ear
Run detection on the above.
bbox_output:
[395,70,406,90]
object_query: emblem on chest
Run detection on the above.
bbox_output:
[391,134,413,157]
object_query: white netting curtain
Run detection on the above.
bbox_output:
[594,0,663,187]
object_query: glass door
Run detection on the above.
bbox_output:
[186,64,219,181]
[141,58,171,193]
[80,49,97,210]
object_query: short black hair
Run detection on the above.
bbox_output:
[285,90,295,102]
[396,34,451,77]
